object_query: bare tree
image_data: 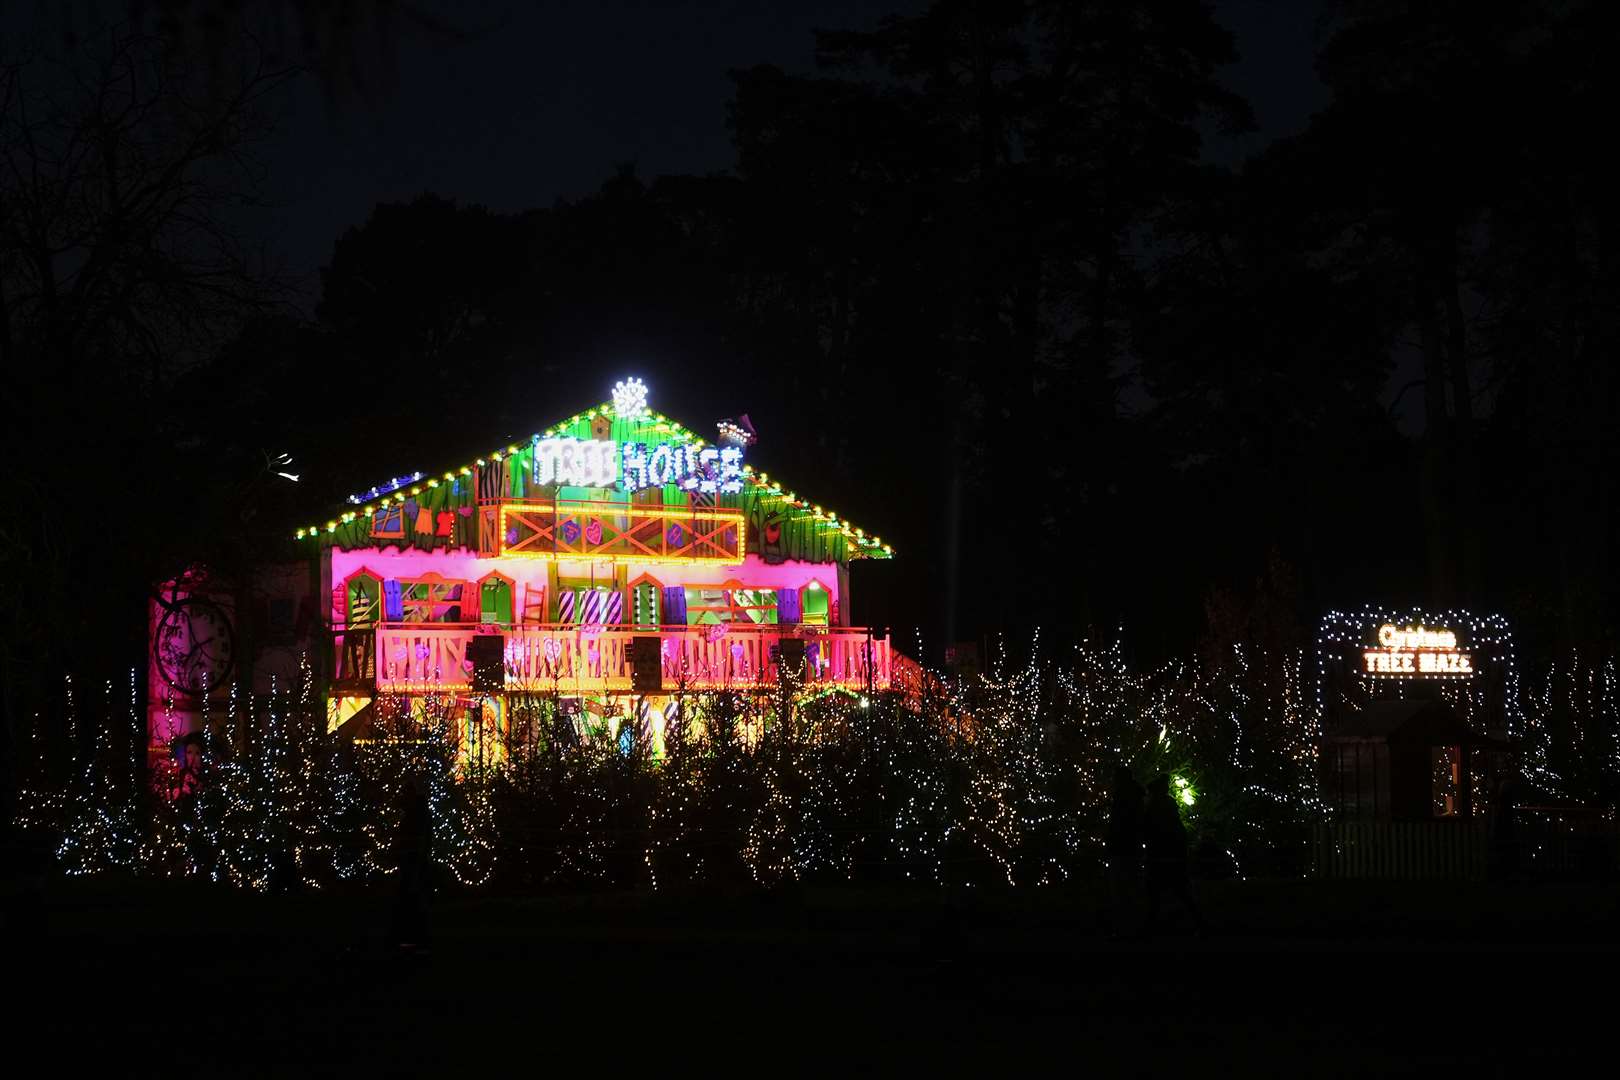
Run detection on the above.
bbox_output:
[0,23,297,815]
[1,25,297,383]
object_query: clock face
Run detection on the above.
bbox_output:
[153,598,236,697]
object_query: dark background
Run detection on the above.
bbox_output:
[4,0,1616,725]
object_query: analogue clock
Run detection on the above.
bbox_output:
[152,597,236,697]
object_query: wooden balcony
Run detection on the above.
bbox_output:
[477,497,745,563]
[330,622,922,696]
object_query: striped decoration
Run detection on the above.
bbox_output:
[557,589,576,623]
[575,588,624,626]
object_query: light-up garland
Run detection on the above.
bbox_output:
[293,379,893,557]
[36,628,1620,891]
[716,418,755,447]
[346,471,424,506]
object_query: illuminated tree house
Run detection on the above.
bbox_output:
[295,379,914,747]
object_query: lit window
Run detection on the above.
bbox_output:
[400,575,467,623]
[684,586,777,625]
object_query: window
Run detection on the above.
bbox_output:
[1431,745,1461,817]
[478,574,514,626]
[800,582,830,626]
[684,585,777,625]
[370,506,404,538]
[345,572,381,627]
[400,574,468,622]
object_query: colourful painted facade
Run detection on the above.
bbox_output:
[148,380,912,760]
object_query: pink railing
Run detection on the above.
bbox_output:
[353,622,905,694]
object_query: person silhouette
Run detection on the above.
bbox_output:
[1143,773,1203,935]
[390,775,434,951]
[1104,766,1144,938]
[1490,774,1519,882]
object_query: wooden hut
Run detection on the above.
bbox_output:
[1324,698,1513,823]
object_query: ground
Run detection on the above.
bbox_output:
[8,869,1617,1074]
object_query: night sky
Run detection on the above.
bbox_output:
[4,0,1411,653]
[226,0,1339,648]
[238,0,1328,303]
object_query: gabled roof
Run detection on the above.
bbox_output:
[1328,699,1509,746]
[291,394,894,559]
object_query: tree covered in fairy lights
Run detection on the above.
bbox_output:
[16,638,1620,892]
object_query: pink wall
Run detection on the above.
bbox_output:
[327,548,840,623]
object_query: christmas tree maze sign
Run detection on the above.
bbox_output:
[1362,623,1474,677]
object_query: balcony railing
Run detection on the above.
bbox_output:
[477,497,746,563]
[330,622,922,696]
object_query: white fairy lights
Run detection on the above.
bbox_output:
[612,376,650,419]
[293,379,894,558]
[531,436,620,488]
[1362,623,1474,676]
[620,441,744,494]
[1315,607,1521,745]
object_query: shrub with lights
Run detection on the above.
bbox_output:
[20,626,1620,892]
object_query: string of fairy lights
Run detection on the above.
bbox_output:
[23,617,1620,890]
[292,379,895,559]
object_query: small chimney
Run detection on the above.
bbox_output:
[717,414,757,448]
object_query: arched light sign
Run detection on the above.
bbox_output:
[1362,623,1474,677]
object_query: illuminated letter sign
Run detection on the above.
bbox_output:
[1362,624,1473,677]
[532,437,619,488]
[619,442,743,494]
[534,435,745,495]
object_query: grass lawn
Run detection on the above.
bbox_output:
[8,871,1617,1073]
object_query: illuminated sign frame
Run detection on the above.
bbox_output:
[529,436,745,495]
[497,499,746,564]
[532,437,620,488]
[1361,623,1474,678]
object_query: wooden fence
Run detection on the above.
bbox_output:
[1314,822,1488,880]
[1314,817,1620,881]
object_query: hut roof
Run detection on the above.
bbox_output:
[1328,699,1510,747]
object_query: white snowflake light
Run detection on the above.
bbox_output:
[612,377,650,419]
